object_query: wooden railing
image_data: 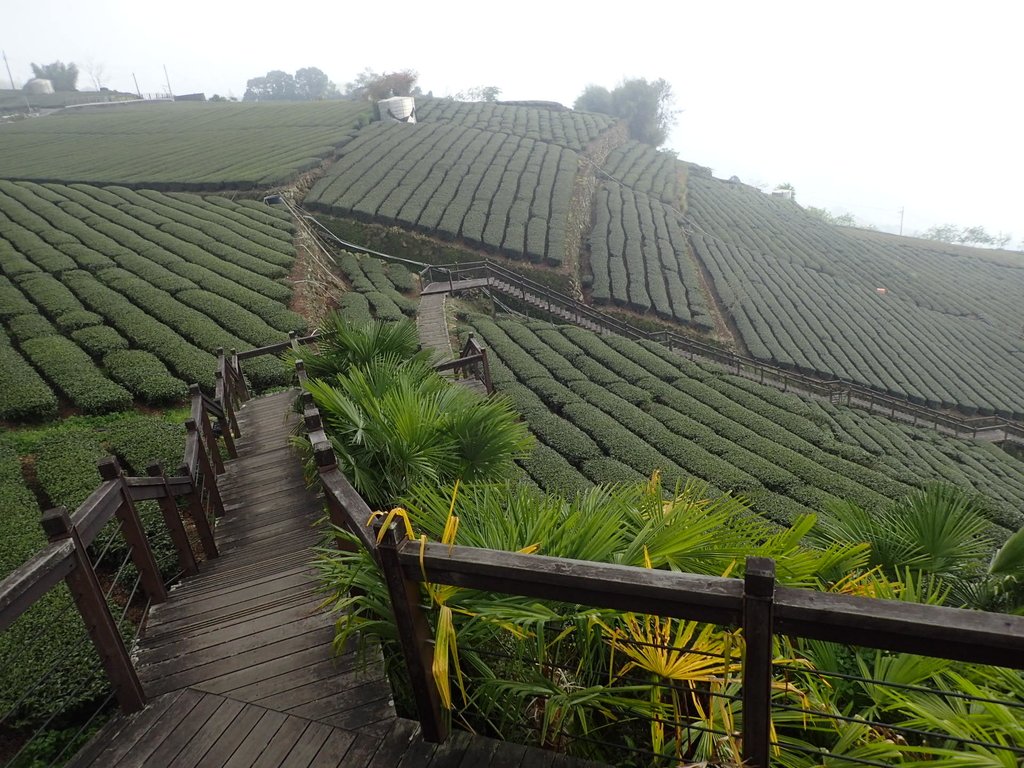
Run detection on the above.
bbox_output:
[419,259,1024,444]
[293,384,1024,765]
[0,354,242,717]
[432,333,494,394]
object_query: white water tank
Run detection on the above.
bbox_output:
[24,78,55,95]
[378,96,416,123]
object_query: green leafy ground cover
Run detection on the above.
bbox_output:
[467,315,1024,539]
[0,101,371,188]
[0,181,304,417]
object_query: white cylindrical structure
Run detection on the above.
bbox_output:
[24,78,55,95]
[377,96,416,123]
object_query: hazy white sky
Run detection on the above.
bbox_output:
[4,0,1022,241]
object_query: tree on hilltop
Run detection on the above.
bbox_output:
[453,85,502,102]
[30,61,78,91]
[574,77,677,147]
[922,224,1012,248]
[295,67,340,100]
[243,67,339,101]
[806,206,857,227]
[344,69,421,101]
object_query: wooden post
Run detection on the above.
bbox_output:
[178,462,218,559]
[185,419,226,518]
[147,462,198,576]
[190,385,225,474]
[42,506,147,714]
[231,349,250,402]
[742,557,775,768]
[214,371,239,458]
[376,523,448,743]
[98,458,167,604]
[295,359,308,386]
[313,441,353,550]
[289,330,300,351]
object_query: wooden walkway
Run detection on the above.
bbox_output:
[71,390,600,767]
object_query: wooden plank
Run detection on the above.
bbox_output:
[288,678,393,721]
[141,613,330,682]
[452,733,499,767]
[68,690,189,768]
[219,710,288,768]
[195,641,339,696]
[136,691,225,766]
[147,627,334,696]
[366,718,419,767]
[306,728,358,768]
[248,715,312,768]
[108,689,206,768]
[252,659,381,712]
[167,696,247,768]
[480,741,528,768]
[278,721,334,767]
[423,730,473,767]
[193,702,265,768]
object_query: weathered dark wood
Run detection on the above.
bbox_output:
[316,457,375,553]
[147,462,198,577]
[41,506,146,713]
[378,524,448,743]
[178,462,218,560]
[186,418,226,518]
[98,457,167,604]
[398,541,746,626]
[192,385,226,474]
[742,557,775,768]
[0,540,74,633]
[215,371,239,458]
[125,474,193,499]
[774,585,1024,668]
[69,480,122,547]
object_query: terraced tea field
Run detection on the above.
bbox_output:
[0,181,304,418]
[466,315,1024,538]
[684,175,1024,417]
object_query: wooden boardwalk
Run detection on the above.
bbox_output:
[71,390,601,767]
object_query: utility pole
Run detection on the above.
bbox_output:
[2,50,15,90]
[132,72,141,98]
[898,207,905,236]
[162,65,173,99]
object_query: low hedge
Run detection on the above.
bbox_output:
[20,336,133,414]
[54,309,104,331]
[7,313,58,342]
[72,325,130,358]
[104,350,188,404]
[0,337,58,421]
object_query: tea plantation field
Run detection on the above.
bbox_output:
[683,175,1024,417]
[0,101,370,188]
[467,315,1024,539]
[0,180,305,419]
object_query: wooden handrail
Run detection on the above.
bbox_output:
[393,540,1024,669]
[0,541,75,634]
